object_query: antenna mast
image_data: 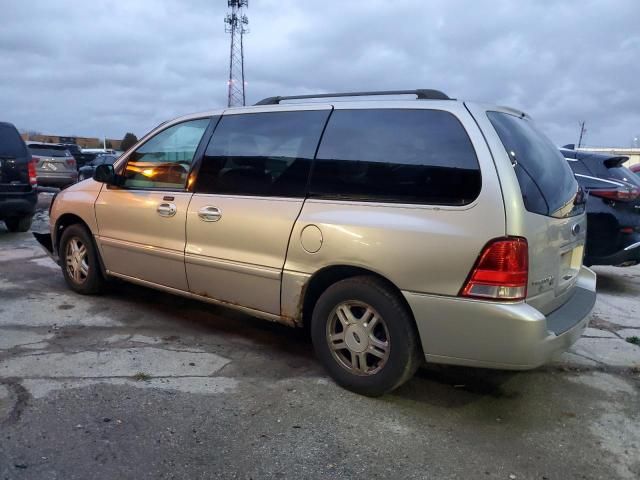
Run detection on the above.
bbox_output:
[225,0,249,107]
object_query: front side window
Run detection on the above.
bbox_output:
[309,109,481,205]
[195,110,330,197]
[123,118,210,189]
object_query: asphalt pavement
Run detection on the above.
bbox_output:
[1,194,639,479]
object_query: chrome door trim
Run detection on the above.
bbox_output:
[157,202,177,217]
[198,205,222,222]
[624,241,640,251]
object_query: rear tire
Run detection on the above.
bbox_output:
[4,215,33,233]
[59,224,105,295]
[311,276,422,396]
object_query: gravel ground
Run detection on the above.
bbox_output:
[0,193,639,479]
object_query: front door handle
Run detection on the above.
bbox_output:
[157,202,177,217]
[198,206,222,222]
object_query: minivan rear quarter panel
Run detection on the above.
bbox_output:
[284,101,506,297]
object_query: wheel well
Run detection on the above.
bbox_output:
[54,214,92,252]
[301,265,414,329]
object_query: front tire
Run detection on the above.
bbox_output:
[311,276,422,396]
[4,215,33,233]
[59,224,105,294]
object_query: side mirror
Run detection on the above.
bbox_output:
[93,164,116,184]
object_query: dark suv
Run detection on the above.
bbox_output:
[0,121,37,232]
[562,147,640,266]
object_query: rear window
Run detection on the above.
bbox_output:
[309,109,481,205]
[0,124,27,158]
[608,166,640,188]
[488,112,579,217]
[28,144,70,157]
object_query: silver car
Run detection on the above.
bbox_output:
[28,142,78,188]
[35,89,596,396]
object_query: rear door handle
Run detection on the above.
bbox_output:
[198,206,222,222]
[157,202,177,217]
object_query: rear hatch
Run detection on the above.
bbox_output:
[29,144,76,174]
[0,122,32,192]
[485,111,586,315]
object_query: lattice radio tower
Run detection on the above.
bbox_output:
[224,0,249,107]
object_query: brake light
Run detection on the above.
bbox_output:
[591,187,640,202]
[461,237,528,301]
[65,157,76,168]
[28,159,37,186]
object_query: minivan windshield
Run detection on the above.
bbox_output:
[0,123,27,158]
[488,111,580,218]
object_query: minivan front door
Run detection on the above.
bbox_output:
[185,107,331,315]
[95,117,211,290]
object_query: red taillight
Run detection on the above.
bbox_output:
[461,237,528,301]
[591,187,640,202]
[28,159,37,186]
[65,157,76,168]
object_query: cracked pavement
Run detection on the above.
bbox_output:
[0,194,639,479]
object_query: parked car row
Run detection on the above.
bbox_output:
[1,121,123,231]
[561,146,640,267]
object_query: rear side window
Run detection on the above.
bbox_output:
[565,159,591,177]
[28,145,71,157]
[196,110,330,197]
[309,109,481,205]
[488,112,579,217]
[0,124,27,157]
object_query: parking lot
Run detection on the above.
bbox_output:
[1,194,639,480]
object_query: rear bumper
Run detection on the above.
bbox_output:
[36,172,78,187]
[0,190,37,219]
[403,266,597,370]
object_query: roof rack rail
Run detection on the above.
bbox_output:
[254,89,450,106]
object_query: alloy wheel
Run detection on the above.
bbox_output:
[65,237,89,284]
[326,301,390,376]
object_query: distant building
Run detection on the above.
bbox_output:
[20,133,121,150]
[577,147,640,168]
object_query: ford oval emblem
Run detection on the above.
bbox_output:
[571,224,581,236]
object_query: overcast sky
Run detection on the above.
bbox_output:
[1,0,639,146]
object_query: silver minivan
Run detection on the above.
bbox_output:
[36,90,596,396]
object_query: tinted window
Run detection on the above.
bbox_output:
[0,124,27,157]
[123,118,210,189]
[309,109,481,205]
[608,166,640,188]
[196,110,330,197]
[488,112,578,217]
[566,159,591,176]
[28,145,71,157]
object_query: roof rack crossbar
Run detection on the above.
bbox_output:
[254,89,450,106]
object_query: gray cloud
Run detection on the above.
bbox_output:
[1,0,638,146]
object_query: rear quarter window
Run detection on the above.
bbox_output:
[310,109,481,205]
[488,112,579,217]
